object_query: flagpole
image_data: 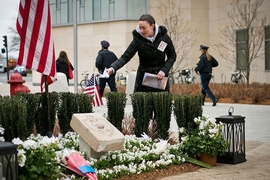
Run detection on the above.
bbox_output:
[73,0,78,93]
[44,75,52,137]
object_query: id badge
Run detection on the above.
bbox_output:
[157,41,167,52]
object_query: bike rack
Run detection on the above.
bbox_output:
[221,73,226,84]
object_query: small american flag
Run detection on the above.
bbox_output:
[83,73,103,107]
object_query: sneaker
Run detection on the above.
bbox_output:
[212,99,218,106]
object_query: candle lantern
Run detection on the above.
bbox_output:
[215,107,246,164]
[0,142,18,180]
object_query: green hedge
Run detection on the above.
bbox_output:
[130,92,153,137]
[153,92,173,140]
[106,92,126,132]
[0,92,93,141]
[173,94,203,135]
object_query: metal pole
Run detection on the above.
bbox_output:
[5,44,9,81]
[73,0,78,93]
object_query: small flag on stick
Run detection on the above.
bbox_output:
[83,73,103,107]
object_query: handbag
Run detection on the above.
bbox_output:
[68,61,73,79]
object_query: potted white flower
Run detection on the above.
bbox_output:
[180,116,228,166]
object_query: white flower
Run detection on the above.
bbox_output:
[0,125,4,134]
[12,138,24,145]
[17,149,26,167]
[22,140,37,150]
[181,136,188,142]
[153,140,168,154]
[0,137,5,142]
[179,127,185,133]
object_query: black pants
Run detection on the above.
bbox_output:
[200,73,216,102]
[98,74,117,96]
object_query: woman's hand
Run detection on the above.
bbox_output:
[106,68,114,75]
[157,71,165,80]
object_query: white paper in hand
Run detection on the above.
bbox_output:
[99,68,110,78]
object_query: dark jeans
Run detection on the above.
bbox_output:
[98,74,117,96]
[200,73,216,102]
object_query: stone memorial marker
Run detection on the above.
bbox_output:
[125,71,136,105]
[49,72,69,92]
[70,113,125,159]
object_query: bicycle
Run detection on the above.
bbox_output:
[177,68,196,84]
[231,69,245,84]
[115,72,126,86]
[80,71,89,89]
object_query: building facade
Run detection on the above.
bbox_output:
[32,0,270,85]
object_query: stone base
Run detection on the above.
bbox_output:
[79,137,107,159]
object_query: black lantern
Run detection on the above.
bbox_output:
[0,142,18,180]
[215,107,246,164]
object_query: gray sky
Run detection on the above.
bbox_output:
[0,0,19,55]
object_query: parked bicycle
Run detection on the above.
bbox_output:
[231,69,245,84]
[178,68,196,84]
[80,71,89,89]
[115,72,126,86]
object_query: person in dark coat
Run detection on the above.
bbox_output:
[195,45,219,106]
[106,14,176,93]
[56,51,74,85]
[95,40,118,96]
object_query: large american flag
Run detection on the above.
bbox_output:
[83,73,103,107]
[16,0,56,92]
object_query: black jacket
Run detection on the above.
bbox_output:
[110,26,176,92]
[95,49,118,74]
[56,57,74,80]
[195,53,218,74]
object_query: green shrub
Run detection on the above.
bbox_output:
[173,94,203,135]
[152,92,172,140]
[130,92,153,137]
[106,92,126,132]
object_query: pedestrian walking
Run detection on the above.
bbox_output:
[56,51,74,85]
[95,40,118,96]
[195,45,219,106]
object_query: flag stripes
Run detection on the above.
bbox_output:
[83,73,103,107]
[16,0,56,91]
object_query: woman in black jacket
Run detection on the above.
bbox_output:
[195,45,219,106]
[107,14,176,92]
[56,51,74,85]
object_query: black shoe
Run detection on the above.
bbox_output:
[212,99,218,106]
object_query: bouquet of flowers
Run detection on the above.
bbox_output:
[180,116,228,158]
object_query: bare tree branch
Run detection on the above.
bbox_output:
[157,0,198,84]
[8,26,20,53]
[213,0,266,87]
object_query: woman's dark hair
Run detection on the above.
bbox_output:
[59,51,69,63]
[139,14,155,26]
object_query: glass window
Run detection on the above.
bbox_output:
[114,0,125,19]
[101,0,109,20]
[127,0,147,18]
[50,0,57,25]
[265,26,270,70]
[50,0,147,25]
[93,0,100,20]
[236,29,248,70]
[60,0,68,24]
[84,0,92,21]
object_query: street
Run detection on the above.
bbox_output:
[0,70,32,84]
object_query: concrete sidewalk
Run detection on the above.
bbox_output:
[162,140,270,180]
[1,82,270,179]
